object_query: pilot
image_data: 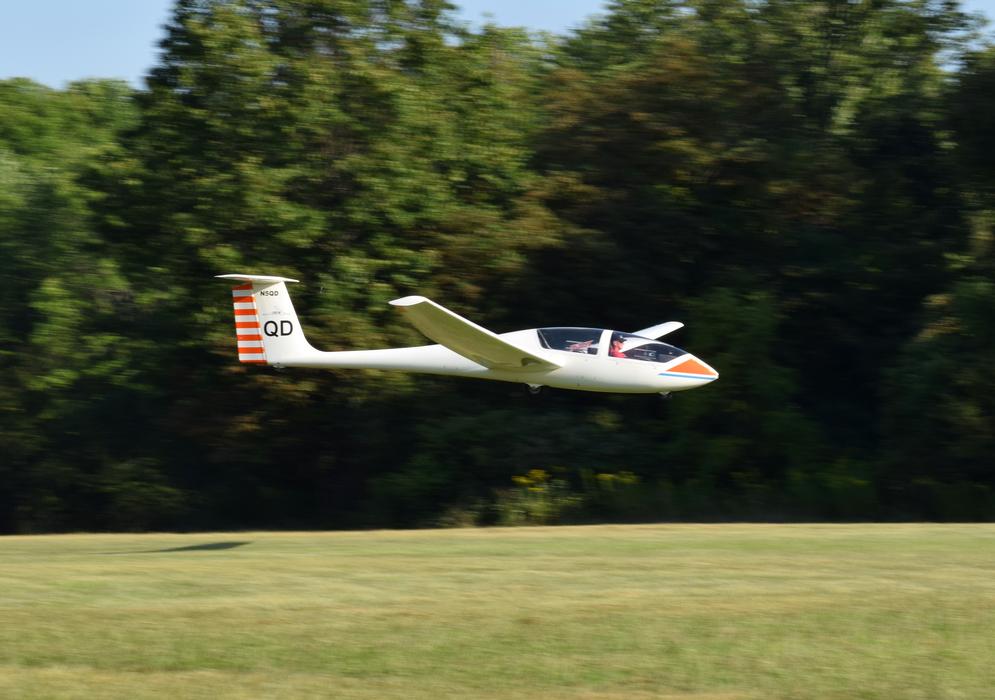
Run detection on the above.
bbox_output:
[609,336,626,358]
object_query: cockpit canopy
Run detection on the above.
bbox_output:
[537,327,601,354]
[537,327,686,363]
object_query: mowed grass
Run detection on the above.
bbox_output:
[1,526,994,699]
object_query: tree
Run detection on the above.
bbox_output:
[0,79,170,530]
[86,0,567,528]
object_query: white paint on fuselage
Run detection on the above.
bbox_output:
[283,328,717,394]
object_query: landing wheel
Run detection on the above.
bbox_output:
[659,392,672,401]
[527,384,544,395]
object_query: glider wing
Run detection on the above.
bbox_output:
[389,296,561,371]
[632,321,684,339]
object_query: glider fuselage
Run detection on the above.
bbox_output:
[277,328,716,394]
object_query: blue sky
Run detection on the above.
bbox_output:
[0,0,991,89]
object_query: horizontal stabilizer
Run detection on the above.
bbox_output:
[632,321,684,339]
[390,296,560,371]
[216,274,299,284]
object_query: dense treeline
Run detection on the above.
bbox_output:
[1,0,993,532]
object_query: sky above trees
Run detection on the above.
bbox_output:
[1,0,993,87]
[4,0,608,87]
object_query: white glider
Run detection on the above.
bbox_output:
[218,274,718,395]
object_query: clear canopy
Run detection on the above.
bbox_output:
[537,327,601,355]
[537,328,686,363]
[608,332,685,363]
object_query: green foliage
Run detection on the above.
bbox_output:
[1,0,994,531]
[881,276,995,499]
[950,46,995,196]
[494,469,583,525]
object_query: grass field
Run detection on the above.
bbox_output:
[1,525,993,699]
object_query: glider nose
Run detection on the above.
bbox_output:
[685,356,719,386]
[661,355,719,387]
[694,356,719,382]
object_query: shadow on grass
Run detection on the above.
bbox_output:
[106,541,252,554]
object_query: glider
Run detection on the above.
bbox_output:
[218,274,718,395]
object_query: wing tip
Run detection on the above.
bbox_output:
[389,295,428,307]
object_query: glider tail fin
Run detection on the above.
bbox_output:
[217,274,318,366]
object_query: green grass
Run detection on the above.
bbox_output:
[1,525,994,699]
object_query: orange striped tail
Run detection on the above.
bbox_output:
[231,283,267,364]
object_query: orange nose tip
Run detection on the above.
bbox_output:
[669,358,718,378]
